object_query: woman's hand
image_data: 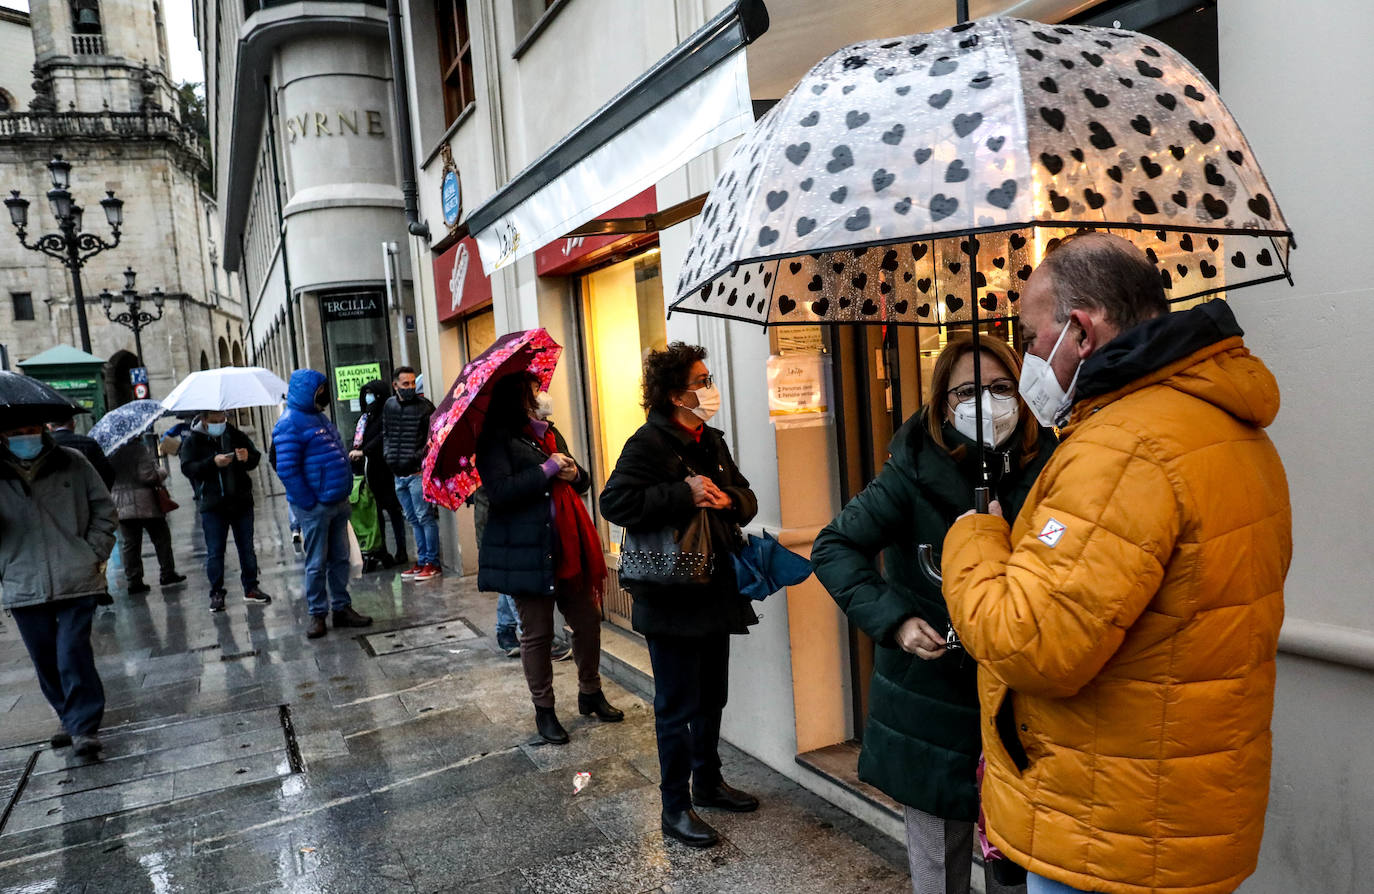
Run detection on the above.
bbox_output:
[688,475,731,509]
[896,617,948,660]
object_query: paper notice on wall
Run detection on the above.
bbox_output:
[334,362,382,401]
[767,354,831,429]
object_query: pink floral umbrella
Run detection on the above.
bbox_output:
[421,328,563,509]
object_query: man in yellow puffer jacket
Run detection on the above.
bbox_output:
[942,233,1290,894]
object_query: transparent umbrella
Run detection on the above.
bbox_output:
[672,16,1293,328]
[90,399,168,454]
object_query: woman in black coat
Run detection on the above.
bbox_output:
[349,379,407,567]
[475,372,622,745]
[599,342,760,850]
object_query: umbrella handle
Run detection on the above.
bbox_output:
[973,486,991,514]
[916,543,942,585]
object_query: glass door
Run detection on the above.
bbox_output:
[577,248,667,630]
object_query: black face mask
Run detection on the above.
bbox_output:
[397,387,416,402]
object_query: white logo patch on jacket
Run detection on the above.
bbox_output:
[1037,517,1067,548]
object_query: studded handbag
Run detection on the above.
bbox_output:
[618,508,715,587]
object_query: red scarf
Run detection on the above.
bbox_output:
[535,425,607,603]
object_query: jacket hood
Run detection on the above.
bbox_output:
[1075,300,1279,428]
[287,369,327,412]
[359,379,390,407]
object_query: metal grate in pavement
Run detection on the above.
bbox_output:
[359,618,480,656]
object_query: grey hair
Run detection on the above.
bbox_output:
[1039,232,1169,330]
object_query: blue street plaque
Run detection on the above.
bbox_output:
[441,170,461,226]
[130,366,149,385]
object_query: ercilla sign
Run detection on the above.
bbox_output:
[433,236,492,324]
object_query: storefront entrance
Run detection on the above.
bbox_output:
[318,290,395,440]
[575,248,667,631]
[828,318,1015,739]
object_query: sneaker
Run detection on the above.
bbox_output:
[50,730,71,748]
[505,645,522,658]
[209,591,226,613]
[160,572,188,586]
[550,640,572,662]
[73,734,102,757]
[127,581,151,595]
[244,589,272,605]
[413,563,442,582]
[400,564,424,580]
[292,530,302,545]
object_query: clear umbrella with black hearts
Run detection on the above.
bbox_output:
[670,15,1294,503]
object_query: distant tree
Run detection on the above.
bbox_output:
[177,81,214,196]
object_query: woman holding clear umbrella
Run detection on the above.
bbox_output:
[811,334,1055,893]
[109,436,185,594]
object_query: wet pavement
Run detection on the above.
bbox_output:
[0,482,909,893]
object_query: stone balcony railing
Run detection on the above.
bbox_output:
[72,34,106,55]
[0,110,205,162]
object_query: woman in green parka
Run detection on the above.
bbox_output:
[812,333,1055,894]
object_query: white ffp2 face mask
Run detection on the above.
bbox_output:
[1019,321,1081,427]
[534,391,554,420]
[687,385,721,423]
[952,391,1020,448]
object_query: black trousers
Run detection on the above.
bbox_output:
[119,517,177,584]
[644,633,730,813]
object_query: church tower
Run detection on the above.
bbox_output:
[0,1,246,412]
[26,0,176,114]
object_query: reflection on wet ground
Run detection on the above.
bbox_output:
[0,481,907,892]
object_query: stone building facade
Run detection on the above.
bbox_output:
[198,0,421,442]
[0,0,245,409]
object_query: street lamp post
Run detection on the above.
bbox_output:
[100,267,165,394]
[4,154,124,353]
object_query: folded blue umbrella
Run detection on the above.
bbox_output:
[732,531,812,601]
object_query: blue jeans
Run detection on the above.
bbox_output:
[12,596,104,736]
[394,474,439,566]
[202,507,259,596]
[495,593,521,647]
[298,498,352,616]
[1028,872,1094,893]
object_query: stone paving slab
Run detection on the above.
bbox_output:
[0,489,910,893]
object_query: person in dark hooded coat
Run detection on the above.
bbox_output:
[348,378,407,566]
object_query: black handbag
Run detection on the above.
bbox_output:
[618,508,715,586]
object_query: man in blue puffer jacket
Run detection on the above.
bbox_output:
[272,369,373,639]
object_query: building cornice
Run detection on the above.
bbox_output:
[0,8,29,27]
[221,2,390,270]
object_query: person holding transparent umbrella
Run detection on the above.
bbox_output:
[813,333,1054,893]
[942,234,1290,894]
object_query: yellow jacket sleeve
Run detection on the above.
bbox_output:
[941,428,1180,698]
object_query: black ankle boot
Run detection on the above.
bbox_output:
[577,690,624,722]
[661,808,719,848]
[534,706,569,744]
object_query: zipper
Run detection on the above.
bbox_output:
[1002,451,1011,476]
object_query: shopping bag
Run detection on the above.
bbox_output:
[347,522,364,581]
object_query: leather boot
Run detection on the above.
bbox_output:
[693,781,759,812]
[333,606,373,628]
[306,615,328,639]
[661,808,719,848]
[534,706,569,745]
[577,690,625,722]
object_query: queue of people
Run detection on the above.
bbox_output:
[0,232,1289,893]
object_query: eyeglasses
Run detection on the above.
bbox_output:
[946,377,1017,407]
[686,374,714,389]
